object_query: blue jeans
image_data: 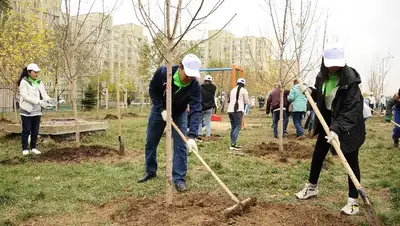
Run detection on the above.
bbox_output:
[292,112,305,136]
[229,112,243,145]
[198,109,213,137]
[273,110,287,137]
[393,107,400,140]
[308,110,315,132]
[145,108,188,184]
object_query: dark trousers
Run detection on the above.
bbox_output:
[273,110,287,137]
[228,112,243,145]
[21,115,41,150]
[145,108,188,184]
[309,132,361,198]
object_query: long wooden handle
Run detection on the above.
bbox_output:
[303,90,365,191]
[171,121,240,204]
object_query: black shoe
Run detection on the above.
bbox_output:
[394,140,399,148]
[230,144,242,150]
[138,173,156,183]
[175,183,187,192]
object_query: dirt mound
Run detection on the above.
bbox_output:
[0,118,11,124]
[104,114,118,120]
[109,192,358,226]
[0,145,118,165]
[245,141,313,159]
[121,112,138,118]
[197,134,222,142]
[35,145,118,163]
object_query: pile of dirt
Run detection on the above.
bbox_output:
[0,145,118,165]
[0,118,11,124]
[109,192,358,226]
[245,141,313,159]
[104,114,118,120]
[196,134,222,142]
[121,112,138,118]
[34,145,118,163]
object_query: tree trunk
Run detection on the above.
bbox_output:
[13,91,19,124]
[96,73,100,119]
[278,90,284,153]
[105,87,109,109]
[165,42,173,206]
[72,79,80,145]
[140,81,145,112]
[124,88,128,109]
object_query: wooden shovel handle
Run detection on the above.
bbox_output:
[171,121,241,204]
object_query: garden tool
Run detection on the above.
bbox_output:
[171,121,255,217]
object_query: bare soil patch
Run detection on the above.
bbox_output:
[245,141,313,159]
[107,192,358,226]
[196,134,222,142]
[0,145,120,165]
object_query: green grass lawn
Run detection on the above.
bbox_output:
[0,108,399,225]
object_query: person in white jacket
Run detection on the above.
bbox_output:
[18,63,54,156]
[227,78,249,150]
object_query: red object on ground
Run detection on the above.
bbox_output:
[211,114,222,122]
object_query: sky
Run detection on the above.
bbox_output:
[72,0,400,95]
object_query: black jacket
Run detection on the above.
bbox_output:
[201,83,216,111]
[313,65,365,154]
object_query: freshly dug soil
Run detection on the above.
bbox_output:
[104,114,118,120]
[0,145,118,165]
[245,141,313,159]
[121,112,139,118]
[109,192,358,226]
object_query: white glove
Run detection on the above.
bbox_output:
[299,83,309,94]
[325,131,339,146]
[47,98,57,105]
[39,100,53,109]
[161,110,167,121]
[187,138,198,153]
[306,111,310,117]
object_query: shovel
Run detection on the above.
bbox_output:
[301,85,381,226]
[171,121,255,217]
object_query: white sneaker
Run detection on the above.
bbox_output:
[340,200,359,215]
[30,148,41,155]
[296,183,318,199]
[22,150,29,156]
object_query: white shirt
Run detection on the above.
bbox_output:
[368,96,376,105]
[227,86,249,113]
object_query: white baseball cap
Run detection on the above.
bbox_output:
[237,78,246,85]
[182,54,201,78]
[204,75,212,81]
[27,63,40,72]
[323,44,345,68]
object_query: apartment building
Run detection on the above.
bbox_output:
[11,0,61,27]
[110,23,145,77]
[185,30,272,70]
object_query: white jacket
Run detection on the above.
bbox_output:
[227,86,249,113]
[19,78,51,113]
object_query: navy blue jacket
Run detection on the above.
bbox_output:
[149,65,202,138]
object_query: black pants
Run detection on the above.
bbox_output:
[21,115,41,150]
[309,132,361,198]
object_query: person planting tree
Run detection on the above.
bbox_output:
[137,54,202,192]
[295,44,366,216]
[385,89,400,149]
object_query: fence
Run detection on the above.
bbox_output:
[0,85,14,113]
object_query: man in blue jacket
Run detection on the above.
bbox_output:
[138,54,202,192]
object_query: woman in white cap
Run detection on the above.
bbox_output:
[295,44,366,215]
[227,78,249,150]
[18,63,54,156]
[198,75,216,137]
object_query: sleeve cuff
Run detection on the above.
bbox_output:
[330,124,341,137]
